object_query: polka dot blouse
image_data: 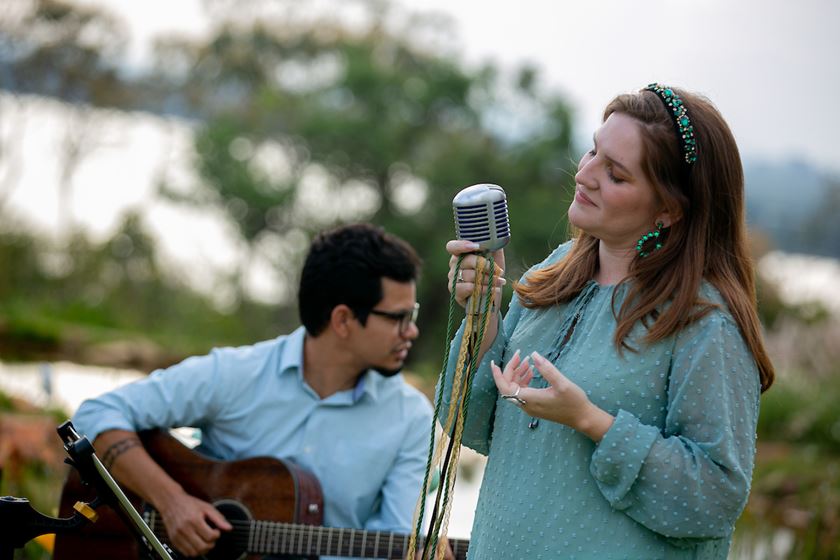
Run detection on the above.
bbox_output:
[440,241,761,559]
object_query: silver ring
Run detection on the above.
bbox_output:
[500,385,526,406]
[457,270,464,283]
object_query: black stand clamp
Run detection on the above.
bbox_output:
[0,421,173,560]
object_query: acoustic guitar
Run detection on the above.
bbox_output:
[54,429,469,559]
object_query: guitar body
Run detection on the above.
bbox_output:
[54,429,324,560]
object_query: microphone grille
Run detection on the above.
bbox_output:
[452,183,511,251]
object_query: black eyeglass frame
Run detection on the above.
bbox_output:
[367,302,420,334]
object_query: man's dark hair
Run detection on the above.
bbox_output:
[299,223,422,335]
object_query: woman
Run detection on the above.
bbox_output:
[443,84,774,559]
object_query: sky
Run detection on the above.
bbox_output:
[77,0,840,173]
[413,0,840,172]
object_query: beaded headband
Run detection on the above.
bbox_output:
[645,83,698,165]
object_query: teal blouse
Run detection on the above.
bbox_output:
[442,241,761,559]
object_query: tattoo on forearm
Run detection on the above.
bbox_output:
[102,437,141,470]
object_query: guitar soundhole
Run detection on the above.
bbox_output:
[204,499,251,560]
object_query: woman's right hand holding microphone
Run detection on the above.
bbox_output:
[445,240,507,312]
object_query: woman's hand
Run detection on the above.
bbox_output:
[491,351,615,442]
[445,240,506,310]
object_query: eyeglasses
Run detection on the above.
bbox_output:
[368,302,420,335]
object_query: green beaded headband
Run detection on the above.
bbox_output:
[645,83,698,165]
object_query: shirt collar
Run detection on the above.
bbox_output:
[355,370,381,402]
[280,326,381,403]
[279,326,306,379]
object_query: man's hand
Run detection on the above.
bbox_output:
[157,489,232,557]
[95,429,233,557]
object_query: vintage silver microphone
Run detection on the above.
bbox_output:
[452,183,510,315]
[453,183,511,252]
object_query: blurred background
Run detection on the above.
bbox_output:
[1,0,839,558]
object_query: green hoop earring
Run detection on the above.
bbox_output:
[636,221,664,257]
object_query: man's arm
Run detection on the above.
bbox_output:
[96,429,232,557]
[72,352,232,557]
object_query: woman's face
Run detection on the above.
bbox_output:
[568,112,665,250]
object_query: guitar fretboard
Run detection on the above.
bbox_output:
[146,510,469,559]
[253,521,398,557]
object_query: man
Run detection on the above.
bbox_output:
[72,223,433,558]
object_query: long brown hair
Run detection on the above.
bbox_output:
[515,86,774,392]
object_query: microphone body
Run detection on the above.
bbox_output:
[453,184,511,252]
[452,184,510,315]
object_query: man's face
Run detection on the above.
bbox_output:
[353,278,419,376]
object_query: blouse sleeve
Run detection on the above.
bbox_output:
[589,311,762,543]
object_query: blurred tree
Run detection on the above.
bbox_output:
[0,0,132,238]
[152,0,578,366]
[0,207,291,367]
[802,178,840,257]
[0,0,127,105]
[0,0,581,371]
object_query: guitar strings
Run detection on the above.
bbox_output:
[149,522,423,556]
[149,518,467,557]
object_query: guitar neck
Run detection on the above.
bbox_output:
[147,510,468,559]
[248,521,469,559]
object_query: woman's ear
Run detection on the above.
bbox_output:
[656,208,682,229]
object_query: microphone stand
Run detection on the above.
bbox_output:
[0,421,173,560]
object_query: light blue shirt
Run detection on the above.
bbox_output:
[441,241,761,559]
[73,326,434,541]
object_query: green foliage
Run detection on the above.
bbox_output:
[0,0,127,105]
[154,3,578,369]
[735,447,840,559]
[802,179,840,257]
[755,272,787,329]
[737,371,840,558]
[0,212,292,366]
[757,373,840,454]
[0,388,14,411]
[0,311,62,347]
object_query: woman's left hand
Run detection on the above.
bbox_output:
[491,351,615,441]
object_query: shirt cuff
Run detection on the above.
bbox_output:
[589,409,659,510]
